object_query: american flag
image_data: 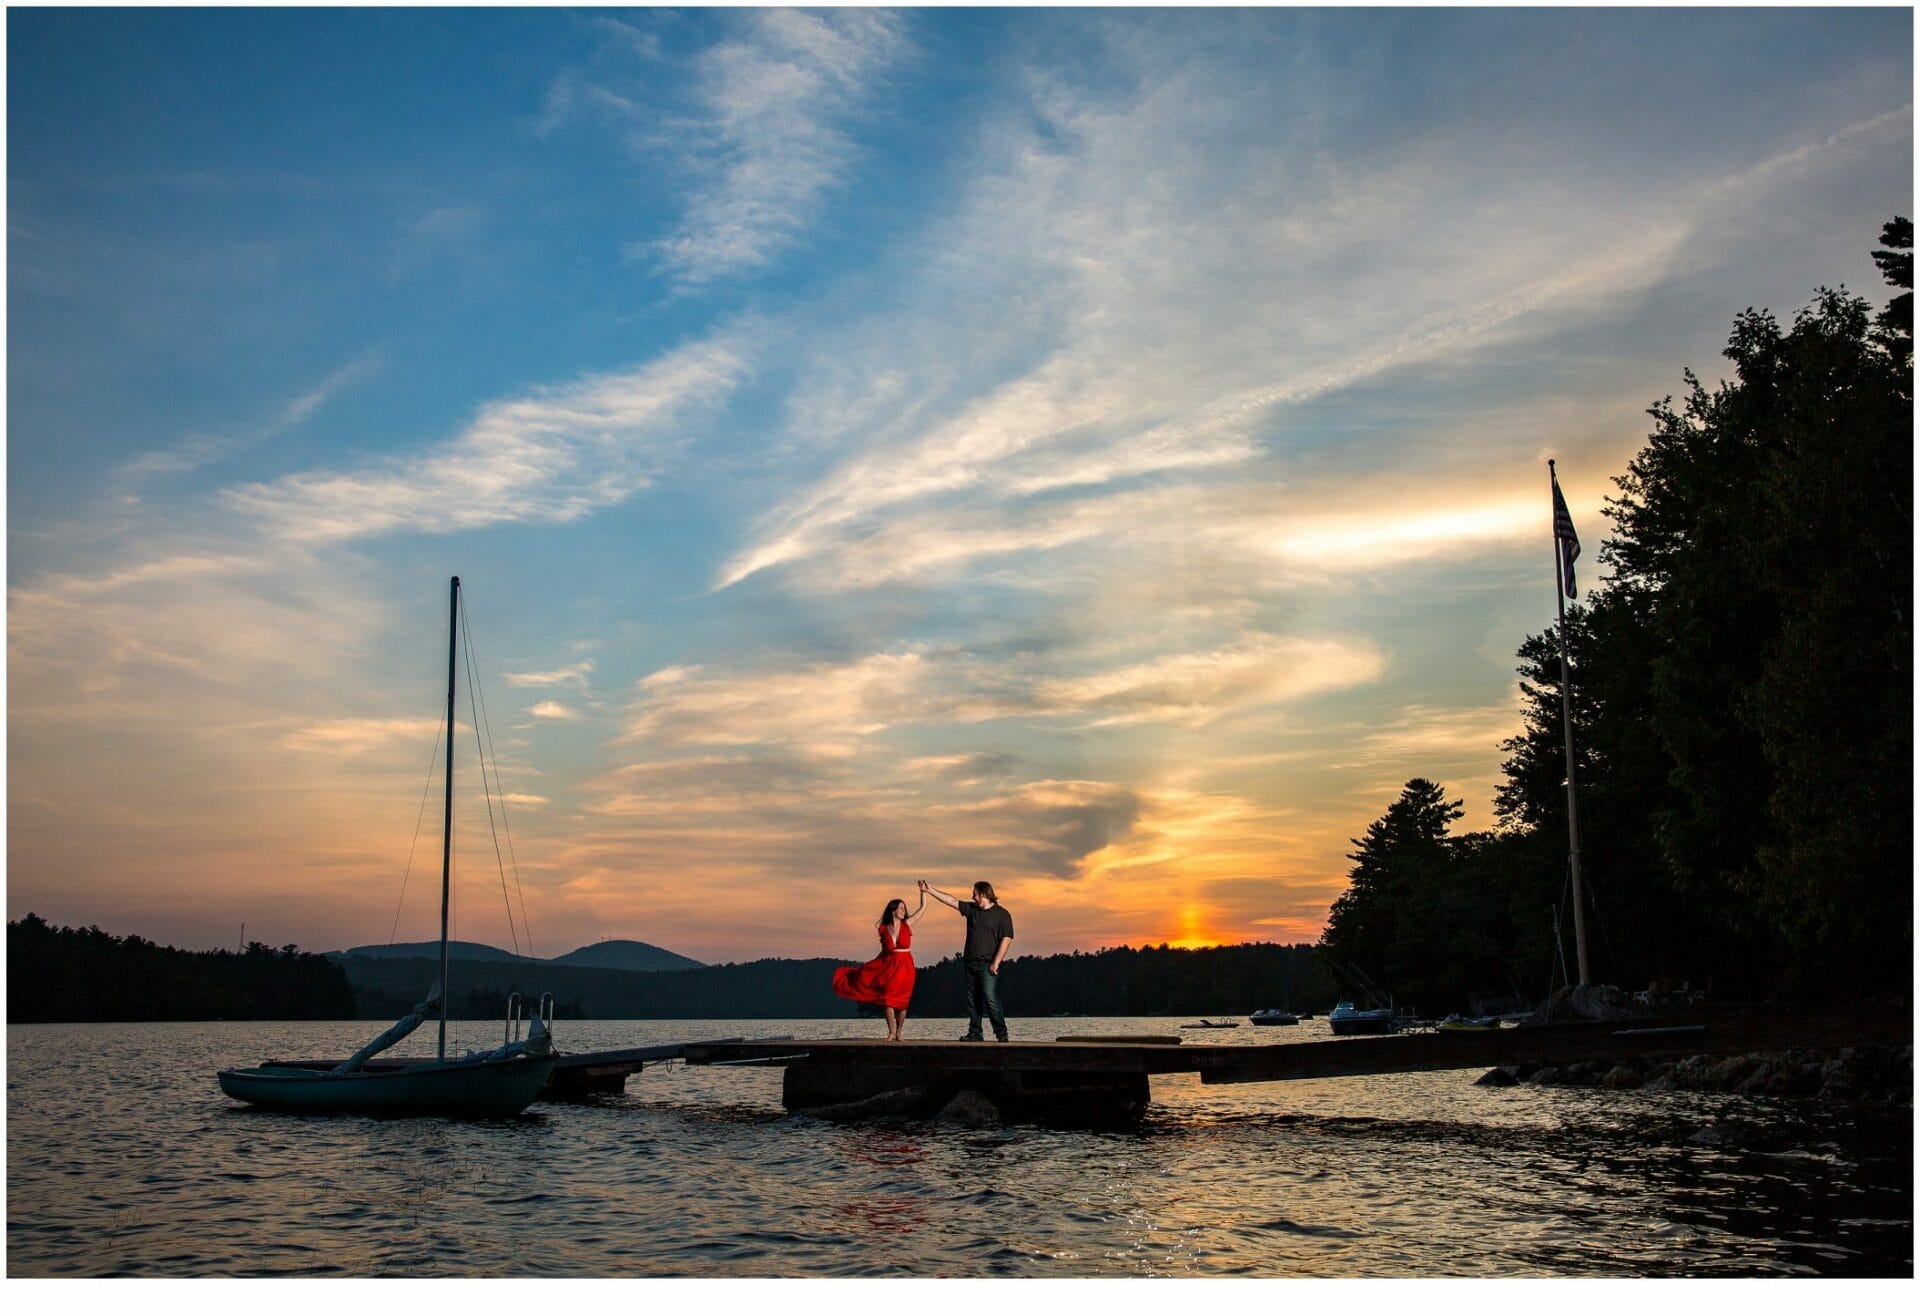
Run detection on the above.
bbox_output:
[1552,472,1580,598]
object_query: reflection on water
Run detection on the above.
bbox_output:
[6,1018,1910,1276]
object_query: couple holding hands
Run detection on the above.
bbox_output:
[830,879,1014,1042]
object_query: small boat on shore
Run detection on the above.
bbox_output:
[1181,1019,1240,1029]
[1249,1009,1299,1026]
[1436,1013,1500,1031]
[1328,1000,1396,1036]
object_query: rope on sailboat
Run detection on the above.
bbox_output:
[388,718,446,946]
[458,593,537,961]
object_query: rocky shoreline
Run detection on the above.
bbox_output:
[1474,983,1916,1106]
[1476,1043,1913,1105]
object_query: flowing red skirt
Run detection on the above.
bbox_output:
[833,952,915,1010]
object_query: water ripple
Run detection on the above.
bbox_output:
[7,1018,1911,1276]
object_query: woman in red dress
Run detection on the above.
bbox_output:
[831,892,925,1040]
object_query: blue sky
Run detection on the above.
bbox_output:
[6,6,1912,964]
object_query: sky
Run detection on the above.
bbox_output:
[5,5,1912,967]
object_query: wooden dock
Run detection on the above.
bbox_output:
[264,1006,1910,1126]
[666,1006,1910,1123]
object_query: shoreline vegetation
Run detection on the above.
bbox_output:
[8,913,356,1023]
[8,914,1338,1024]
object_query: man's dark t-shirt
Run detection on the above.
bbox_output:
[961,902,1014,962]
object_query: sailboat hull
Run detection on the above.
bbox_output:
[217,1054,556,1118]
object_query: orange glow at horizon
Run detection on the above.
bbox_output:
[1162,903,1224,950]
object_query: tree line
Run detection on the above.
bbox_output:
[343,941,1337,1020]
[11,917,1339,1022]
[1319,219,1912,1012]
[7,913,357,1022]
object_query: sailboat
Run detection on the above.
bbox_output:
[217,577,558,1117]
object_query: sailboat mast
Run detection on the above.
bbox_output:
[439,575,460,1060]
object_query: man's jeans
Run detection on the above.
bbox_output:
[963,959,1008,1040]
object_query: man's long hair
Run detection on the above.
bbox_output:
[972,881,997,904]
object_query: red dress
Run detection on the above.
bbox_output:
[832,920,916,1010]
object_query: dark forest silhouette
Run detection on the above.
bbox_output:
[342,941,1335,1021]
[8,913,356,1023]
[9,915,1334,1022]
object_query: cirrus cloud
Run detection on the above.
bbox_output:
[223,331,751,543]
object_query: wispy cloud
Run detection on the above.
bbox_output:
[1034,636,1389,730]
[221,331,750,543]
[1712,105,1912,201]
[718,57,1905,604]
[752,473,1548,598]
[623,653,937,752]
[621,633,1385,751]
[280,716,444,755]
[390,205,486,277]
[118,353,384,487]
[7,550,356,723]
[640,9,912,287]
[504,660,596,689]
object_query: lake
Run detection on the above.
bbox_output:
[6,1016,1910,1277]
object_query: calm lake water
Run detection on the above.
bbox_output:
[7,1017,1911,1278]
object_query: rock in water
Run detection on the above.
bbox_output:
[1474,1067,1519,1087]
[935,1089,1001,1127]
[1707,1055,1756,1088]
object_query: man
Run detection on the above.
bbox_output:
[920,879,1014,1041]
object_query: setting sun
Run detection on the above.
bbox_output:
[1165,905,1222,951]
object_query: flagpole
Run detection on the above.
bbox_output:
[1549,459,1592,986]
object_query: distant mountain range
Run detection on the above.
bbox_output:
[333,938,703,973]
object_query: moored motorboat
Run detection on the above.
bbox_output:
[1328,1000,1396,1035]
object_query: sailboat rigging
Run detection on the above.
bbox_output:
[216,577,557,1117]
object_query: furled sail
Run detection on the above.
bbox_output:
[330,981,444,1074]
